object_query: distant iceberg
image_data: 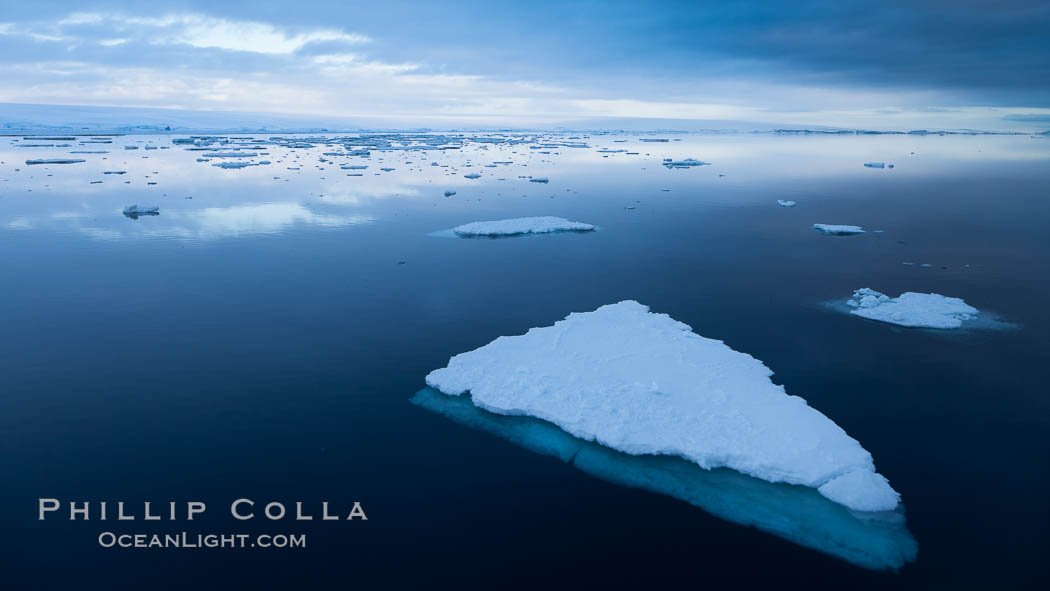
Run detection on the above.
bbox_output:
[212,161,257,169]
[777,200,797,207]
[847,288,978,329]
[453,216,595,237]
[25,159,85,165]
[413,388,917,571]
[122,205,159,219]
[813,224,865,235]
[426,301,901,512]
[662,158,710,168]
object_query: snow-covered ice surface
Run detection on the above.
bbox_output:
[847,288,978,329]
[453,216,595,237]
[777,200,797,207]
[412,387,917,570]
[426,301,901,512]
[813,223,865,235]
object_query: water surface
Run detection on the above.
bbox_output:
[1,132,1048,588]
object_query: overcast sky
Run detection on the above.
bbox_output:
[1,0,1048,130]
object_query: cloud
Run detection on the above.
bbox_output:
[0,3,1048,130]
[53,11,369,55]
[1002,113,1050,123]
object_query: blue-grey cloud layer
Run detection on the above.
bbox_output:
[1,0,1048,127]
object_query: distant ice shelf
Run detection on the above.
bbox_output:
[453,216,595,237]
[847,288,978,329]
[426,300,901,512]
[813,223,865,235]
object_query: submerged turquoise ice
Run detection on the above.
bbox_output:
[412,387,918,571]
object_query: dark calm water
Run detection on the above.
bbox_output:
[1,132,1048,588]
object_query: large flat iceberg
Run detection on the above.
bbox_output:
[426,301,900,512]
[453,216,595,237]
[847,288,978,328]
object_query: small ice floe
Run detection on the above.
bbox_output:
[453,216,595,237]
[529,177,549,183]
[864,162,893,169]
[443,190,456,197]
[662,158,710,168]
[847,288,978,329]
[213,161,256,169]
[426,301,901,512]
[201,152,257,158]
[464,173,482,179]
[25,159,85,165]
[777,200,797,207]
[122,205,159,219]
[813,224,865,235]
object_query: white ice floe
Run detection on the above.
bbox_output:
[813,224,865,235]
[847,288,978,329]
[777,200,797,207]
[426,301,901,512]
[453,216,595,237]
